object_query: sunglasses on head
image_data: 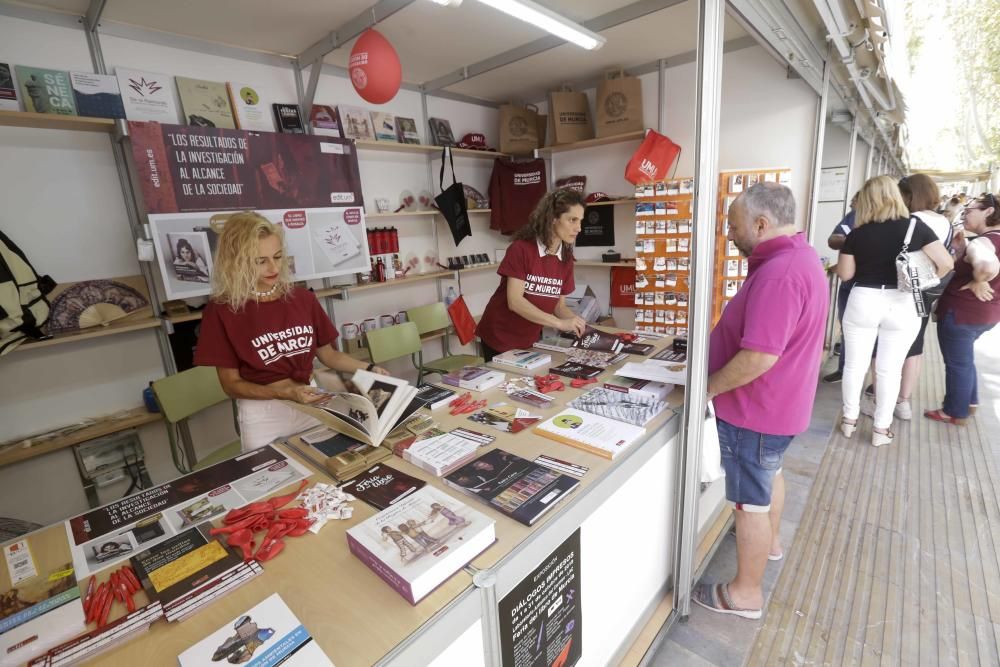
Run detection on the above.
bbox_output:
[967,193,997,211]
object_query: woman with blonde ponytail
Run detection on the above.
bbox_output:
[194,212,387,451]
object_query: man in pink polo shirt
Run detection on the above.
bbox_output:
[693,182,828,620]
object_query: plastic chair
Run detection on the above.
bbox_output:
[405,302,483,379]
[151,366,241,474]
[365,321,427,383]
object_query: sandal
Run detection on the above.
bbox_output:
[840,416,857,438]
[692,582,762,619]
[872,427,894,448]
[768,550,784,562]
[923,409,968,426]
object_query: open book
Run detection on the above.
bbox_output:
[287,370,420,446]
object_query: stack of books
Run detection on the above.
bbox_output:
[490,349,551,372]
[346,487,495,605]
[441,366,506,392]
[534,409,646,460]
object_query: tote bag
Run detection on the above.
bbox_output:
[435,147,472,246]
[447,295,477,345]
[624,130,681,185]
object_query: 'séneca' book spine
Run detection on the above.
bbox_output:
[346,533,416,605]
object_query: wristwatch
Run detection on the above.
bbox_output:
[366,362,376,372]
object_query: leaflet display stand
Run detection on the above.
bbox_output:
[712,168,792,324]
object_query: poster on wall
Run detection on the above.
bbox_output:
[128,121,364,213]
[149,207,369,299]
[498,529,582,667]
[63,445,311,579]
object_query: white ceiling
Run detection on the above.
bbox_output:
[10,0,754,101]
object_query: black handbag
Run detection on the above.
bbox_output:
[435,147,472,246]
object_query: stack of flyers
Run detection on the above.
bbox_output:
[505,386,555,408]
[533,454,589,479]
[400,428,494,477]
[26,603,164,667]
[165,561,264,622]
[467,403,542,434]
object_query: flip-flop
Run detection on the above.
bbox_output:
[768,551,784,562]
[923,409,967,426]
[692,582,762,620]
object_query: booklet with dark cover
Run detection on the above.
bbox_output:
[130,523,243,610]
[571,327,624,353]
[444,448,578,526]
[549,361,603,380]
[339,463,426,510]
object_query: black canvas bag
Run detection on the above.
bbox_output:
[435,147,472,246]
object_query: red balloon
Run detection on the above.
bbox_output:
[349,29,402,104]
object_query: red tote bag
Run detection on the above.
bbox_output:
[447,295,477,345]
[610,266,636,307]
[624,130,681,185]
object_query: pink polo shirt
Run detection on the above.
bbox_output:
[708,233,828,436]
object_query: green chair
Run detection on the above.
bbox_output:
[151,366,241,474]
[406,302,483,379]
[365,321,426,383]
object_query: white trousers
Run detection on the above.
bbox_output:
[841,287,921,429]
[237,399,322,452]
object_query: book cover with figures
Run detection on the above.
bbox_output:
[226,82,274,131]
[179,593,332,666]
[115,67,178,122]
[428,117,455,146]
[444,448,579,526]
[572,327,624,353]
[568,387,667,427]
[175,76,236,128]
[0,64,18,110]
[346,486,495,604]
[414,383,457,410]
[15,66,76,115]
[339,463,426,510]
[549,361,603,380]
[534,409,646,460]
[395,116,420,144]
[272,103,305,133]
[337,105,375,140]
[69,72,125,118]
[371,111,397,141]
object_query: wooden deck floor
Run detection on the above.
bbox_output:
[747,331,1000,666]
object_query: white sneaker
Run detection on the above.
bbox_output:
[860,395,875,417]
[893,400,912,420]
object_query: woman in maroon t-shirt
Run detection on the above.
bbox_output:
[476,189,588,360]
[194,212,387,451]
[925,194,1000,425]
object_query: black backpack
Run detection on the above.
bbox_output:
[0,230,55,355]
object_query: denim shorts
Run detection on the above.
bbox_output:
[716,417,793,512]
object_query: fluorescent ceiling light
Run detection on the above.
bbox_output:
[475,0,606,50]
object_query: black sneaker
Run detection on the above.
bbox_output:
[823,371,843,383]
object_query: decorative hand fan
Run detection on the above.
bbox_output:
[46,279,149,334]
[463,184,488,209]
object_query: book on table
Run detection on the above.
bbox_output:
[568,387,667,427]
[287,370,419,448]
[414,382,457,410]
[0,525,86,667]
[548,361,603,380]
[571,327,624,353]
[399,427,494,477]
[441,366,506,392]
[339,462,426,510]
[444,448,579,525]
[490,349,551,371]
[346,486,495,605]
[603,375,674,401]
[617,361,687,385]
[533,409,646,460]
[179,593,332,666]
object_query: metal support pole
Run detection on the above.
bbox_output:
[673,0,723,620]
[843,114,859,217]
[657,58,667,133]
[83,18,175,376]
[864,140,874,180]
[805,43,832,247]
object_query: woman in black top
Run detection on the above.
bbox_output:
[836,176,953,447]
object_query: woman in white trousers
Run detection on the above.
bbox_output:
[837,176,954,446]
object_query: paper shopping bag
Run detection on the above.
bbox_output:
[549,88,593,144]
[596,68,644,137]
[499,103,540,155]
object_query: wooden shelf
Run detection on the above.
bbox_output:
[536,130,646,155]
[0,109,116,133]
[576,260,635,268]
[13,315,162,352]
[316,270,453,298]
[0,406,163,468]
[587,198,637,207]
[456,263,497,274]
[354,140,506,160]
[164,311,205,324]
[366,209,492,219]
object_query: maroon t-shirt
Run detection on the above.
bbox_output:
[476,239,575,352]
[194,287,338,385]
[489,158,547,235]
[938,231,1000,325]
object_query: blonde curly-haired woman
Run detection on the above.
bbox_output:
[194,211,387,451]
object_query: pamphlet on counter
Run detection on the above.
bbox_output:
[63,445,311,579]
